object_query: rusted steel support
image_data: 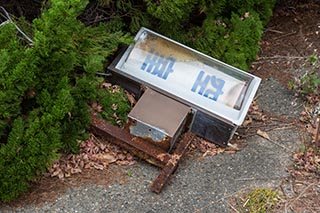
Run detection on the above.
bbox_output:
[91,115,171,168]
[90,115,194,193]
[150,133,195,193]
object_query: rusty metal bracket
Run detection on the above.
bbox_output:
[91,115,194,193]
[150,133,194,193]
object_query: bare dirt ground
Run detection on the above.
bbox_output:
[246,1,320,212]
[253,0,320,85]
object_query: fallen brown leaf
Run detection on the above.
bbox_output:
[243,116,253,127]
[125,91,136,107]
[100,153,117,163]
[112,103,118,111]
[91,102,103,112]
[112,85,120,93]
[46,134,136,179]
[101,82,112,88]
[257,129,271,140]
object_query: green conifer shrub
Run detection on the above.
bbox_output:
[97,0,276,70]
[148,0,275,70]
[0,0,277,202]
[0,0,130,201]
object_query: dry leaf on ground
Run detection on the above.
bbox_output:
[46,134,136,179]
[100,82,112,88]
[125,91,136,107]
[257,129,271,140]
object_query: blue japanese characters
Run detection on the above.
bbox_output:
[191,71,225,102]
[113,27,261,128]
[140,52,175,80]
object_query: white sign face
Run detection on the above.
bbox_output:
[114,28,261,125]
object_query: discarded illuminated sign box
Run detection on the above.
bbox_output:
[108,27,261,147]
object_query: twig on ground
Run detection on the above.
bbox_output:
[273,31,297,40]
[267,138,292,152]
[239,122,297,139]
[255,130,292,151]
[265,123,297,132]
[258,55,307,60]
[227,201,240,213]
[286,182,317,209]
[235,176,286,181]
[242,197,250,208]
[265,29,285,34]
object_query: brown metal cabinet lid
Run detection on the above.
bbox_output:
[128,88,191,137]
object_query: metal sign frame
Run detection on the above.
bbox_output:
[108,27,261,146]
[109,27,260,126]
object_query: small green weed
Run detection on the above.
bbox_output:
[238,188,282,213]
[289,54,320,96]
[299,73,320,95]
[127,170,132,177]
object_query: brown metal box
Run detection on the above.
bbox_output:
[128,88,191,151]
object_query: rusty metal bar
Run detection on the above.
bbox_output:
[91,115,194,193]
[91,115,172,168]
[150,133,195,193]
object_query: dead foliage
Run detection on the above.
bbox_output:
[46,134,136,180]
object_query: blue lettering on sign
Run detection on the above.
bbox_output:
[140,52,175,80]
[191,70,225,101]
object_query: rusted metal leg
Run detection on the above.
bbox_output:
[91,115,194,194]
[150,133,195,193]
[91,115,172,168]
